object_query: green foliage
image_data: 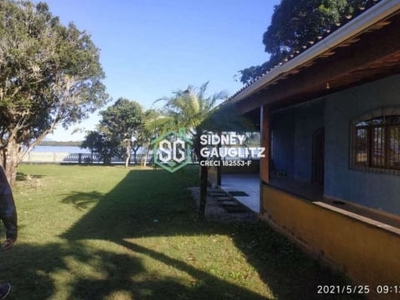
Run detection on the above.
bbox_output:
[153,82,226,135]
[151,82,255,165]
[81,131,119,164]
[82,99,159,164]
[0,0,109,181]
[99,98,146,164]
[238,0,375,84]
[99,98,144,141]
[263,0,351,55]
[153,82,251,139]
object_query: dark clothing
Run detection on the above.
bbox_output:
[0,167,17,240]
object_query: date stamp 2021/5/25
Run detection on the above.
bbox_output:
[317,285,400,296]
[317,285,370,295]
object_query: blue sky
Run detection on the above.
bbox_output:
[41,0,281,141]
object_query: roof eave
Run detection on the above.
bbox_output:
[229,0,400,104]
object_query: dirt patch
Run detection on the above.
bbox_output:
[189,187,258,223]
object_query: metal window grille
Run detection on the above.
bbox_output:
[351,114,400,174]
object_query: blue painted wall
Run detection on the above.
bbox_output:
[271,110,295,177]
[324,74,400,214]
[271,74,400,214]
[272,101,324,181]
[294,103,324,181]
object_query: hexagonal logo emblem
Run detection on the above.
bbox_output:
[151,128,193,173]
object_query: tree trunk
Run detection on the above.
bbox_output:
[198,158,208,219]
[195,134,208,219]
[142,146,150,167]
[1,137,22,186]
[132,145,139,165]
[125,142,131,168]
[1,128,54,185]
[125,150,130,168]
[103,154,112,165]
[124,156,130,168]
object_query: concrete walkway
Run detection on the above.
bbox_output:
[220,173,260,212]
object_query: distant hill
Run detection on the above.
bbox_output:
[39,140,83,147]
[43,137,55,142]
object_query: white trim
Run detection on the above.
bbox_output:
[230,0,400,104]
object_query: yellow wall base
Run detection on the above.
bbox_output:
[262,185,400,300]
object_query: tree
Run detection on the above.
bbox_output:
[81,131,119,165]
[0,0,109,184]
[238,0,373,84]
[99,98,144,167]
[153,82,252,218]
[140,109,161,166]
[82,99,159,167]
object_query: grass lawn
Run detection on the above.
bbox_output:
[1,164,363,300]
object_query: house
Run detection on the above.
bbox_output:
[221,0,400,298]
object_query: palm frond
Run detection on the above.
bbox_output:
[151,82,254,139]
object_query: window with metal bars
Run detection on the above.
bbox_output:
[351,114,400,173]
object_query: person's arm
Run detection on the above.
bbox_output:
[0,167,17,250]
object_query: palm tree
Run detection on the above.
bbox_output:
[152,82,252,218]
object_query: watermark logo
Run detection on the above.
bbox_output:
[151,128,193,173]
[198,133,265,167]
[151,129,265,173]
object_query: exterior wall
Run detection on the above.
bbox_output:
[271,111,295,177]
[22,152,72,163]
[272,101,324,181]
[324,74,400,214]
[294,103,324,181]
[262,184,400,300]
[21,152,134,164]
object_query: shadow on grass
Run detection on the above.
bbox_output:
[16,172,45,181]
[4,239,271,300]
[3,241,144,300]
[61,191,104,210]
[7,167,364,299]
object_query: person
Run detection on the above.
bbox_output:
[0,166,18,299]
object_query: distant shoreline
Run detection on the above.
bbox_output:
[39,140,83,147]
[32,145,89,153]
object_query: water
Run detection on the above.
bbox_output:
[27,145,151,164]
[31,146,148,154]
[32,146,90,153]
